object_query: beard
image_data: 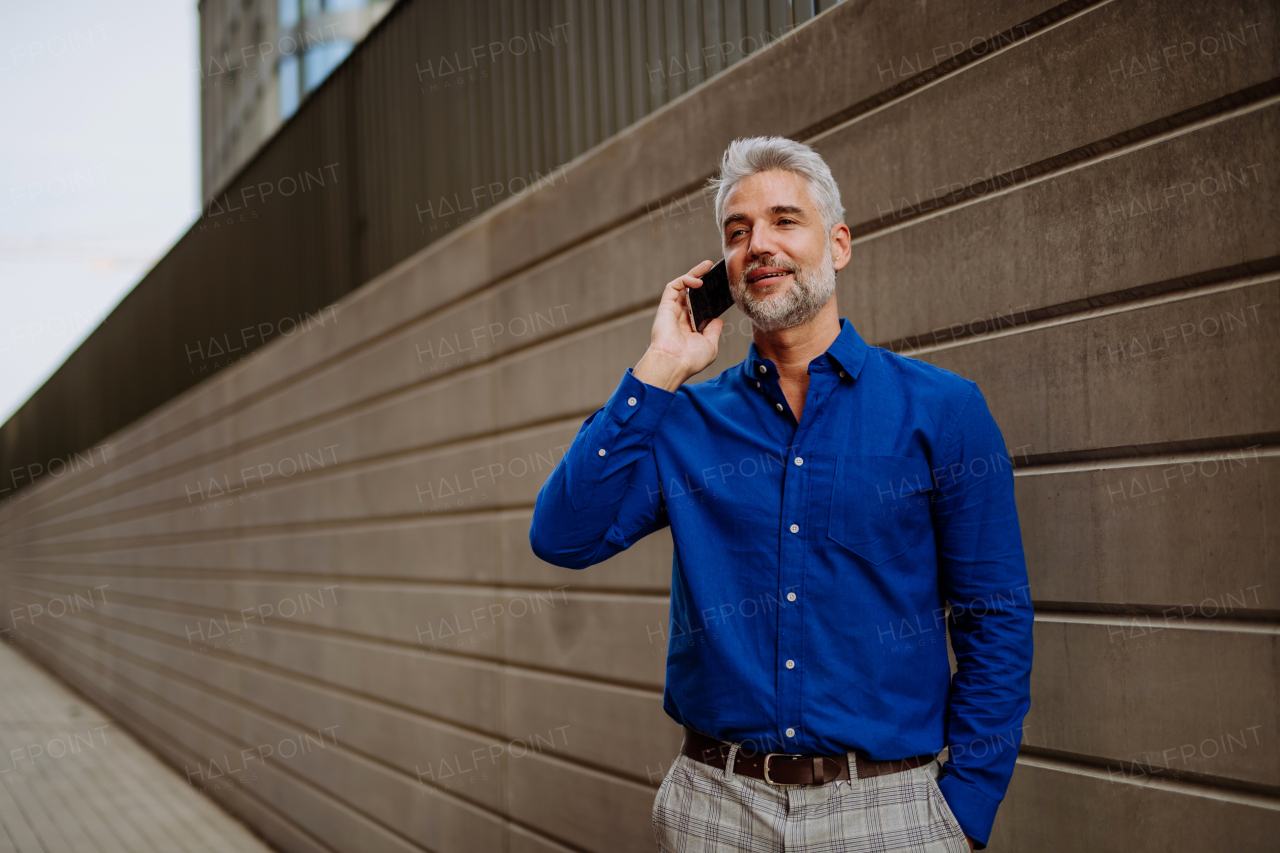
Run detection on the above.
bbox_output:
[730,247,837,332]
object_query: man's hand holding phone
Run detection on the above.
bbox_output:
[634,260,725,392]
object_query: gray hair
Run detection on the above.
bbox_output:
[709,136,845,235]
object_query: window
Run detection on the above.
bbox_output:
[278,0,299,29]
[324,0,369,12]
[303,39,353,91]
[279,54,300,118]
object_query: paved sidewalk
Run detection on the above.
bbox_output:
[0,641,275,853]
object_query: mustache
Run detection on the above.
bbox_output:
[736,257,803,288]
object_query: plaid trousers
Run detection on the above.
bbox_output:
[652,748,970,853]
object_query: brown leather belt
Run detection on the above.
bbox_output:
[681,727,935,786]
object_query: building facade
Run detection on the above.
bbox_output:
[198,0,395,198]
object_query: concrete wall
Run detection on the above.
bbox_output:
[1,0,1277,850]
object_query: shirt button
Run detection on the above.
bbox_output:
[789,524,799,533]
[758,364,768,374]
[627,396,637,406]
[785,728,796,738]
[755,380,761,388]
[787,592,797,602]
[785,659,795,669]
[597,448,606,457]
[794,457,803,466]
[775,403,784,412]
[839,370,847,378]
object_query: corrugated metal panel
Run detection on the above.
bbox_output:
[0,0,824,488]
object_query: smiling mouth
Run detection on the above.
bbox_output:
[748,271,792,285]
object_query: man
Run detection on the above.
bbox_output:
[529,137,1032,852]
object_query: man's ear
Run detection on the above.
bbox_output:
[829,222,852,272]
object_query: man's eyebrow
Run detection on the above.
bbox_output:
[722,205,807,229]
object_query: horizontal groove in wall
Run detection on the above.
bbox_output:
[0,557,673,596]
[879,257,1280,353]
[0,573,665,701]
[7,597,668,813]
[1014,442,1280,475]
[801,0,1107,143]
[10,434,1280,557]
[0,404,598,547]
[0,560,670,595]
[6,439,1278,557]
[1018,745,1280,807]
[0,568,668,605]
[8,566,1277,726]
[0,299,672,543]
[0,0,1116,521]
[13,244,1280,550]
[849,85,1280,249]
[1033,610,1280,634]
[0,505,546,557]
[16,602,1280,827]
[21,584,1280,819]
[6,438,1278,561]
[55,605,592,821]
[11,261,1280,545]
[1013,433,1280,470]
[9,562,1276,632]
[6,562,1276,628]
[0,295,668,541]
[849,80,1280,245]
[891,266,1280,358]
[0,578,670,701]
[0,586,552,762]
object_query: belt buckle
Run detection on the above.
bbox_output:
[762,752,803,786]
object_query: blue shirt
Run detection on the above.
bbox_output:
[529,317,1032,847]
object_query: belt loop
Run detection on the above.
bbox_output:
[724,743,739,779]
[845,749,859,781]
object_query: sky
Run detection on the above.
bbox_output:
[0,0,199,426]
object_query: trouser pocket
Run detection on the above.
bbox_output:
[651,755,680,846]
[921,763,971,852]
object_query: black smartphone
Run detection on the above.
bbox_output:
[686,259,734,333]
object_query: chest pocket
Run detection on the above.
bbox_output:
[827,455,934,566]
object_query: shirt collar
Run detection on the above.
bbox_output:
[745,317,868,383]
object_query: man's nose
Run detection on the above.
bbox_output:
[746,224,779,260]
